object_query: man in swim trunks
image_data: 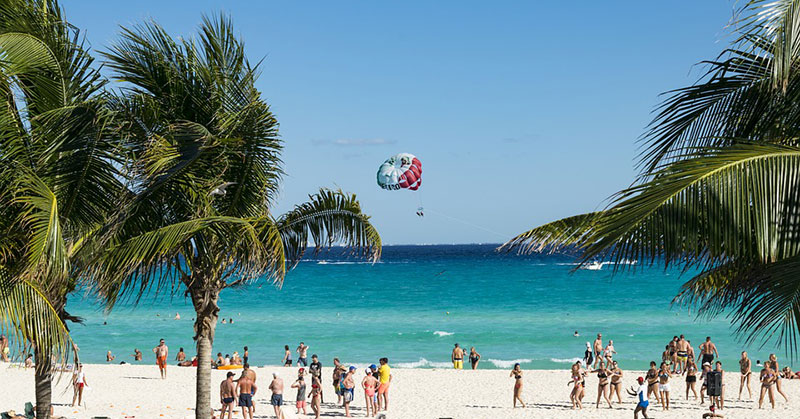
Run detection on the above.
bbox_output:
[296,342,309,366]
[343,366,356,417]
[451,343,464,369]
[237,370,257,419]
[377,357,392,411]
[269,372,284,419]
[220,371,237,419]
[593,333,603,368]
[675,335,690,374]
[153,338,169,379]
[698,336,718,366]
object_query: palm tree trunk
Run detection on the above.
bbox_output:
[190,283,220,419]
[34,348,52,419]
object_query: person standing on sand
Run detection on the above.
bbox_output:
[510,362,526,408]
[759,362,776,409]
[603,340,616,364]
[332,358,344,404]
[71,364,87,407]
[658,362,672,410]
[269,372,284,419]
[713,361,725,410]
[590,360,613,408]
[291,370,307,416]
[243,346,249,365]
[469,347,481,369]
[296,342,309,366]
[377,357,392,411]
[342,366,356,417]
[699,362,712,405]
[237,370,257,419]
[609,361,623,403]
[768,353,789,403]
[738,351,752,400]
[685,358,698,400]
[220,371,237,419]
[568,361,585,409]
[698,336,718,366]
[451,343,464,369]
[582,342,593,369]
[153,338,168,379]
[676,335,689,374]
[309,375,322,418]
[362,367,379,417]
[627,376,650,419]
[592,333,603,368]
[308,354,323,402]
[645,361,660,406]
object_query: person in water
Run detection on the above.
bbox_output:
[469,347,481,370]
[510,363,525,408]
[738,351,752,400]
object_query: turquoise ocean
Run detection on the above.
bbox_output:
[64,244,793,370]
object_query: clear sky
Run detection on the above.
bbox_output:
[65,0,734,245]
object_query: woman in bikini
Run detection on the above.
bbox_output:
[469,347,481,370]
[590,360,613,408]
[609,361,623,403]
[685,358,698,400]
[768,353,789,403]
[646,361,660,406]
[759,362,776,409]
[658,362,672,410]
[738,351,752,400]
[510,363,525,408]
[568,361,586,409]
[309,375,322,418]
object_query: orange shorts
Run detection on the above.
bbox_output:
[157,356,167,369]
[377,383,390,394]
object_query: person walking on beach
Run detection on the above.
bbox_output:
[510,362,526,408]
[759,362,776,409]
[309,375,322,418]
[592,333,603,368]
[308,354,323,402]
[568,361,586,409]
[342,366,356,417]
[645,361,660,406]
[362,367,379,417]
[296,342,309,366]
[153,338,168,379]
[658,362,672,410]
[676,335,690,374]
[377,357,392,411]
[291,370,307,416]
[698,336,718,366]
[609,361,623,403]
[685,358,698,400]
[71,364,87,407]
[738,351,752,400]
[237,370,257,419]
[582,342,593,369]
[451,343,464,369]
[282,345,292,366]
[768,353,789,403]
[220,371,237,419]
[269,372,284,419]
[627,377,650,419]
[590,361,613,408]
[713,361,725,410]
[469,347,481,369]
[603,340,616,365]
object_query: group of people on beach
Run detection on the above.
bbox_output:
[558,332,796,418]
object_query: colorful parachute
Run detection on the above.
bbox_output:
[377,153,422,191]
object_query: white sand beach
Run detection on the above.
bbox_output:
[1,364,798,418]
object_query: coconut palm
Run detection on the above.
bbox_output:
[0,1,123,417]
[90,15,381,419]
[503,0,800,351]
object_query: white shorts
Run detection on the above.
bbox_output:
[659,383,670,392]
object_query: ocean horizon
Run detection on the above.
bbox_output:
[63,244,792,370]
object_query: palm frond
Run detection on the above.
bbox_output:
[498,212,600,255]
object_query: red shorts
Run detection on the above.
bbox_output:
[76,383,84,389]
[296,400,306,409]
[157,356,167,369]
[378,383,390,394]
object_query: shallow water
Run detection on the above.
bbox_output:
[61,244,792,369]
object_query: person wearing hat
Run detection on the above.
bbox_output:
[342,366,356,417]
[220,371,237,419]
[626,376,650,419]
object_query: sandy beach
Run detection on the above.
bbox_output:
[1,363,798,418]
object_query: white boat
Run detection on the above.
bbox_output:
[580,261,604,270]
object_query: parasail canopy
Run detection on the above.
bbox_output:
[376,153,422,191]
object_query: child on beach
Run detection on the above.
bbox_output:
[291,370,307,415]
[362,367,379,416]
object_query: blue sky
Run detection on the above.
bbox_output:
[65,0,733,244]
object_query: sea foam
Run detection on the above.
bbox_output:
[550,357,582,364]
[395,358,453,369]
[433,331,454,337]
[486,358,532,368]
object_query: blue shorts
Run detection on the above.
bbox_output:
[638,401,649,408]
[238,393,253,408]
[271,393,283,406]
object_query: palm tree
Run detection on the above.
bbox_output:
[0,1,123,417]
[90,16,381,419]
[503,0,800,350]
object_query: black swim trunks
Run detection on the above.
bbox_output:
[223,397,234,404]
[271,393,283,406]
[238,393,253,408]
[686,375,697,383]
[702,354,714,365]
